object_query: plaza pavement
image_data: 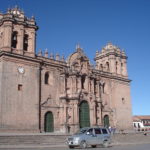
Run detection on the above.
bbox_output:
[0,131,150,148]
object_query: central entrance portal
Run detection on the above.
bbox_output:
[79,101,90,128]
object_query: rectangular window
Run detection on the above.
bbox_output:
[102,128,108,134]
[18,84,23,91]
[94,128,101,134]
[87,128,93,135]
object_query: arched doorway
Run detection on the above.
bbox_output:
[103,115,109,128]
[79,101,90,128]
[44,111,54,132]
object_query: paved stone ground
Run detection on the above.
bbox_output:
[112,132,150,145]
[0,131,150,148]
[1,144,150,150]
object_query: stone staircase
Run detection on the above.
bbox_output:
[0,134,69,146]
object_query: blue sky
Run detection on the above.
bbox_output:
[0,0,150,115]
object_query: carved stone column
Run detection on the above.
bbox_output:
[97,102,102,126]
[96,81,100,98]
[28,30,35,55]
[77,76,81,92]
[110,56,116,73]
[118,61,121,75]
[70,76,73,95]
[17,25,24,51]
[122,60,128,76]
[59,103,64,125]
[91,101,97,126]
[3,22,12,51]
[91,79,94,94]
[60,74,66,96]
[60,99,68,133]
[72,76,77,93]
[89,102,94,126]
[84,76,89,91]
[73,100,79,132]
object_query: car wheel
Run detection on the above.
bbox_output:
[103,140,109,148]
[80,140,87,149]
[69,145,74,149]
[91,145,97,148]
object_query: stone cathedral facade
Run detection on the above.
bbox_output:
[0,7,133,133]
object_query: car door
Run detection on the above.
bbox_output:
[101,128,110,141]
[85,128,97,145]
[94,128,104,144]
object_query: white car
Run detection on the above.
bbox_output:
[66,127,111,149]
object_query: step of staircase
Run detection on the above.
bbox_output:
[0,134,69,146]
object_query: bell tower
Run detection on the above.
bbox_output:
[95,43,128,77]
[95,43,132,130]
[0,6,38,57]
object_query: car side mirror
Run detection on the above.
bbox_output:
[86,132,90,135]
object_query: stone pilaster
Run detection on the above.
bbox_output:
[84,76,89,91]
[72,76,77,93]
[73,100,79,132]
[77,76,81,92]
[17,25,24,51]
[122,60,128,76]
[60,74,67,97]
[89,101,96,126]
[91,79,94,94]
[27,30,35,56]
[110,56,116,73]
[59,99,68,133]
[3,22,12,51]
[118,62,121,75]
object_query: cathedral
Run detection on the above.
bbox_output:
[0,7,133,133]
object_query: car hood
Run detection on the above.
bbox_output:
[68,134,83,139]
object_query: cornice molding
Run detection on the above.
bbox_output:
[93,69,131,83]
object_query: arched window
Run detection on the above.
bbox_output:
[94,79,97,94]
[116,61,118,73]
[11,31,18,48]
[122,97,125,104]
[121,63,123,74]
[106,62,109,71]
[102,83,105,93]
[45,72,49,84]
[100,81,105,93]
[100,64,103,70]
[24,34,28,51]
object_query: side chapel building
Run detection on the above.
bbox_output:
[0,7,133,133]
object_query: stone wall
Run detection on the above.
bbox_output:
[0,55,40,132]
